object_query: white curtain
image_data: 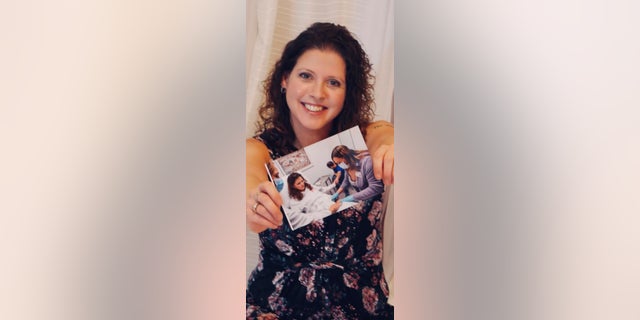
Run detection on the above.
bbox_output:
[245,0,395,304]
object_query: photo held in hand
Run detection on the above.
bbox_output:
[265,126,385,230]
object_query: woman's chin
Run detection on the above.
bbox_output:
[300,120,332,133]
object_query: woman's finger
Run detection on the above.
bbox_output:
[254,192,283,226]
[373,144,394,183]
[247,194,279,229]
[383,158,394,185]
[247,203,278,231]
[382,145,394,185]
[249,182,282,225]
[257,181,283,207]
[372,145,387,180]
[256,182,283,223]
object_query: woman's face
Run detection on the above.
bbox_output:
[293,176,306,191]
[281,48,346,138]
[332,157,345,166]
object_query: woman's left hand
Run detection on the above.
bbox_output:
[372,143,394,185]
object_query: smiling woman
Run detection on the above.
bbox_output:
[281,49,347,147]
[246,22,395,319]
[254,22,377,157]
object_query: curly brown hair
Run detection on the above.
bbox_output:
[255,22,375,150]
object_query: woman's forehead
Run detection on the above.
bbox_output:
[293,49,346,77]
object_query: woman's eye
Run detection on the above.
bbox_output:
[328,79,342,87]
[299,72,311,79]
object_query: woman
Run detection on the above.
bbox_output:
[246,22,394,319]
[330,145,385,203]
[284,172,341,230]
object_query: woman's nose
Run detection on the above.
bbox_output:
[310,81,326,100]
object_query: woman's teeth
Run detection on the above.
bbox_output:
[303,103,323,112]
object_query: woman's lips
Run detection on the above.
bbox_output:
[302,102,325,112]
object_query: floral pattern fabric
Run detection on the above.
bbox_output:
[247,130,394,319]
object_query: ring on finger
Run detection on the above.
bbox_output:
[252,202,259,213]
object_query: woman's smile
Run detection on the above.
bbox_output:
[301,102,326,112]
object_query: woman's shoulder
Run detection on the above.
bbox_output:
[246,137,269,154]
[246,138,272,168]
[247,129,278,159]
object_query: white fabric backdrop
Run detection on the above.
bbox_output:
[245,0,395,304]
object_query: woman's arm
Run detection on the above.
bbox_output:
[246,138,283,233]
[331,176,349,199]
[315,181,336,194]
[329,200,342,213]
[348,156,385,201]
[364,120,394,185]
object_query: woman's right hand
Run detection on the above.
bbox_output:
[247,180,284,233]
[247,138,284,233]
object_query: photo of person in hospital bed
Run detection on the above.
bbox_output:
[284,172,341,230]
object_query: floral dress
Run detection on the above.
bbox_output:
[247,129,394,319]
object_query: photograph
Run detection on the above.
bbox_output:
[266,126,385,231]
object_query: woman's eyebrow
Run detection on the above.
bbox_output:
[294,67,315,74]
[295,67,345,82]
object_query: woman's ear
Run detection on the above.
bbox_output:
[281,73,289,89]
